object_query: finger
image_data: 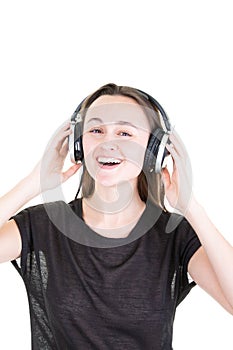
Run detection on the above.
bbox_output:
[161,167,171,190]
[167,135,190,173]
[62,163,82,182]
[44,125,71,153]
[169,129,188,158]
[166,142,179,161]
[61,121,72,130]
[55,128,72,152]
[60,136,69,158]
[57,120,72,131]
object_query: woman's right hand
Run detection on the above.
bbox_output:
[28,122,82,195]
[0,122,82,259]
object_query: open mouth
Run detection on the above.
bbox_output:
[97,156,123,168]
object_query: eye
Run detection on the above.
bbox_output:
[118,131,132,137]
[89,128,103,134]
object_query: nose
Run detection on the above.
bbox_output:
[100,141,119,151]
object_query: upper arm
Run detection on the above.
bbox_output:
[0,219,22,263]
[188,246,233,315]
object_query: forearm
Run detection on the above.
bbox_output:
[185,197,233,308]
[0,175,39,228]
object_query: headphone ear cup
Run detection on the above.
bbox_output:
[73,122,83,162]
[144,128,168,173]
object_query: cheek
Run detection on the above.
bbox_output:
[123,137,149,168]
[82,134,97,158]
[82,137,97,179]
[82,135,97,176]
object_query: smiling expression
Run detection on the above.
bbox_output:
[82,95,151,187]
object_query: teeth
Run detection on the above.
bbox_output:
[97,157,121,164]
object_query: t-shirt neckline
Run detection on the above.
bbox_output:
[70,197,162,248]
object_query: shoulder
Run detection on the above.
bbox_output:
[148,204,201,254]
[12,200,77,231]
[148,202,188,237]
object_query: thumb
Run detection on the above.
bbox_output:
[161,167,171,190]
[62,163,82,183]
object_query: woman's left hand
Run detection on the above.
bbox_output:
[161,129,193,215]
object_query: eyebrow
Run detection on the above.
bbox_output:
[86,117,137,129]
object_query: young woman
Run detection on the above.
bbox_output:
[0,83,232,349]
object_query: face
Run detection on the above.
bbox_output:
[82,95,151,187]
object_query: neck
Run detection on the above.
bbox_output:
[86,180,138,214]
[82,180,146,234]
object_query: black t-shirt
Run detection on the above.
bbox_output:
[11,198,201,350]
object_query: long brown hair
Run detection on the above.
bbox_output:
[77,83,167,210]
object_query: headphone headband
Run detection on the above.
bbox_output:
[71,88,171,131]
[135,89,171,132]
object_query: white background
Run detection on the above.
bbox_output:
[0,1,232,349]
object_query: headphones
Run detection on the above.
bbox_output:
[69,89,171,174]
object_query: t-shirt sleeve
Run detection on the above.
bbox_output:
[10,205,38,277]
[10,201,73,277]
[176,217,202,305]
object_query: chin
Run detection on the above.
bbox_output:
[95,176,122,187]
[87,163,142,188]
[96,174,138,189]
